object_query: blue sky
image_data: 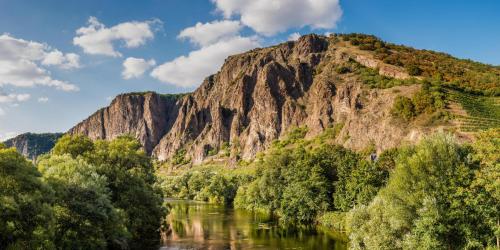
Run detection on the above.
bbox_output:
[0,0,499,140]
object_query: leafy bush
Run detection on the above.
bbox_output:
[38,155,128,249]
[340,33,500,96]
[391,83,447,121]
[335,65,351,74]
[171,148,191,165]
[0,145,54,249]
[347,134,498,249]
[391,96,416,121]
[160,168,251,205]
[334,159,390,212]
[353,62,420,89]
[406,64,423,76]
[51,135,166,249]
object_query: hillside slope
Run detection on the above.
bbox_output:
[68,34,499,164]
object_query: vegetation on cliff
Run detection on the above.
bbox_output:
[339,33,500,96]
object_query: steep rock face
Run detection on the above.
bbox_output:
[69,93,180,153]
[152,35,431,163]
[3,133,63,160]
[153,35,329,162]
[70,34,451,164]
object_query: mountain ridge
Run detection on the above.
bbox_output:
[6,33,499,162]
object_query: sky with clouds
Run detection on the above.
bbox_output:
[0,0,499,140]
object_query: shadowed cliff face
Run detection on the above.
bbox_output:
[69,93,180,154]
[68,34,446,164]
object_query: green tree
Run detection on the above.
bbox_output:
[38,154,128,249]
[469,129,500,249]
[85,136,165,249]
[334,159,389,212]
[391,96,416,121]
[50,135,165,249]
[406,64,423,76]
[0,144,54,249]
[52,134,94,158]
[347,134,495,249]
[235,144,360,223]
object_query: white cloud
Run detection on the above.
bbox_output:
[178,20,242,47]
[212,0,342,36]
[0,34,79,91]
[151,35,259,87]
[288,32,301,41]
[0,93,30,117]
[42,50,80,69]
[122,57,156,79]
[0,93,30,103]
[0,131,18,140]
[0,107,4,116]
[38,97,49,103]
[73,16,161,57]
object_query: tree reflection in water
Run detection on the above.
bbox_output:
[160,199,347,250]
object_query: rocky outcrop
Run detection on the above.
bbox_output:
[69,93,181,154]
[151,34,425,163]
[69,34,445,164]
[3,133,63,161]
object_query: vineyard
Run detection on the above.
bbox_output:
[449,91,500,132]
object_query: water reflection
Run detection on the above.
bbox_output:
[160,199,347,250]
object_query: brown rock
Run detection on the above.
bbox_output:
[69,34,455,164]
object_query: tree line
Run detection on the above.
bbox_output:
[161,129,499,249]
[0,135,166,250]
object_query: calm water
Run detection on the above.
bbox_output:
[160,199,347,250]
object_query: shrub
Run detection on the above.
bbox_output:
[335,65,351,74]
[347,134,497,249]
[406,64,423,76]
[172,148,190,165]
[391,96,416,121]
[0,146,54,249]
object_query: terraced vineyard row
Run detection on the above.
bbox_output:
[448,91,500,132]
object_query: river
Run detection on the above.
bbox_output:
[160,199,347,250]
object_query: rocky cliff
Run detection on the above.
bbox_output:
[69,34,466,164]
[3,133,63,161]
[68,92,181,154]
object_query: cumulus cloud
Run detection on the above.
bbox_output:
[73,16,161,57]
[178,20,242,47]
[212,0,342,35]
[38,97,49,103]
[0,131,18,140]
[151,35,259,87]
[288,32,301,41]
[42,50,80,69]
[122,57,156,79]
[0,34,79,91]
[0,93,30,103]
[0,92,30,118]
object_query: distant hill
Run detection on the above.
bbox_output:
[3,133,63,160]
